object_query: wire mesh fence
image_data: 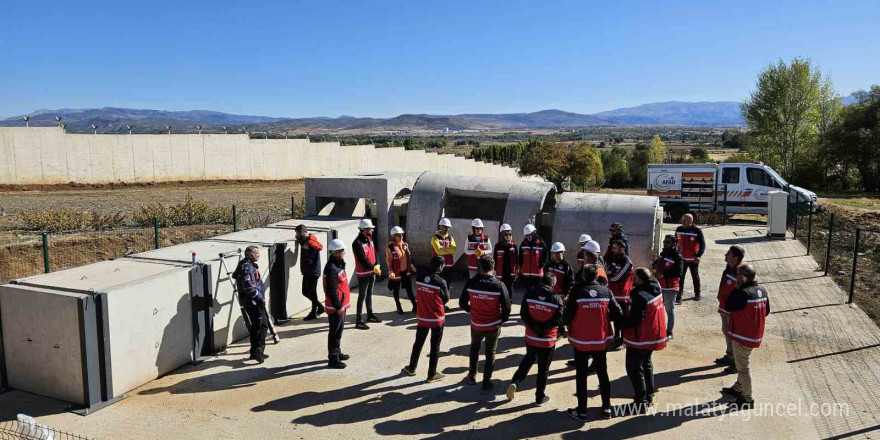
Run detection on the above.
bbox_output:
[0,416,91,440]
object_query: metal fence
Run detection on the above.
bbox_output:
[0,416,91,440]
[0,198,302,283]
[787,196,880,323]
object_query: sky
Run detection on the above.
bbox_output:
[1,0,878,119]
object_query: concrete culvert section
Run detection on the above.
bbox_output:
[553,192,663,268]
[406,172,557,268]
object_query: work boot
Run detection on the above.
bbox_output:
[402,365,417,377]
[481,382,495,393]
[464,375,477,385]
[675,294,683,305]
[302,312,318,321]
[567,408,589,422]
[714,355,735,366]
[602,407,613,419]
[396,306,405,315]
[721,386,742,397]
[724,366,738,374]
[251,350,266,364]
[315,305,325,317]
[356,321,370,330]
[733,395,754,409]
[328,360,347,369]
[367,315,382,323]
[339,353,350,361]
[694,293,702,301]
[426,373,445,383]
[535,395,551,406]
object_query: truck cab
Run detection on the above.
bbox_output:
[648,162,817,220]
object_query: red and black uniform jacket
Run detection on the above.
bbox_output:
[459,273,512,332]
[725,281,770,348]
[387,241,413,278]
[675,225,706,263]
[520,284,564,348]
[494,238,518,280]
[545,259,574,298]
[415,270,449,328]
[232,259,266,304]
[717,264,740,314]
[653,248,684,292]
[605,253,634,305]
[564,282,623,351]
[466,233,491,272]
[622,280,667,351]
[322,257,350,314]
[519,236,548,278]
[352,233,377,279]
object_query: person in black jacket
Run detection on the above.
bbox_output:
[353,221,381,329]
[564,265,623,421]
[460,255,512,392]
[652,234,684,337]
[323,239,351,369]
[495,224,518,300]
[622,268,665,412]
[676,214,707,301]
[232,245,269,363]
[403,256,450,382]
[506,273,563,405]
[296,225,325,321]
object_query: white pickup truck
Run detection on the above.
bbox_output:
[647,162,817,221]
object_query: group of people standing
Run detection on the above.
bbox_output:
[231,213,771,422]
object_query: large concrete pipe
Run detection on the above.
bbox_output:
[407,172,556,268]
[553,192,663,268]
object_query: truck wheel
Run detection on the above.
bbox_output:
[668,204,687,223]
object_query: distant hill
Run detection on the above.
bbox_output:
[2,101,749,133]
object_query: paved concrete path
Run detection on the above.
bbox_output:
[2,223,879,439]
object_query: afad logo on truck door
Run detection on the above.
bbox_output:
[653,173,677,192]
[753,189,769,201]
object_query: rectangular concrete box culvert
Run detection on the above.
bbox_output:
[266,217,364,291]
[0,259,194,407]
[127,240,269,353]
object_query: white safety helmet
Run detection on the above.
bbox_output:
[578,234,592,243]
[358,218,375,230]
[499,224,512,233]
[328,239,346,252]
[523,224,537,236]
[551,242,565,253]
[390,226,404,236]
[583,240,601,253]
[471,218,484,228]
[438,218,452,227]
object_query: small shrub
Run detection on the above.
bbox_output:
[19,208,91,232]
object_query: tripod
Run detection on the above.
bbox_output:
[218,249,280,345]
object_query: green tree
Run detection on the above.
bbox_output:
[517,141,603,192]
[825,86,880,191]
[741,58,828,181]
[601,146,630,188]
[724,152,755,163]
[569,143,605,190]
[628,135,666,186]
[689,147,710,162]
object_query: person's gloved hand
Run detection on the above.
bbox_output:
[373,265,382,275]
[475,247,483,257]
[388,271,397,280]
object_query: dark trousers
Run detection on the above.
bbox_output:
[501,275,515,301]
[390,272,416,311]
[574,350,610,411]
[302,275,322,312]
[408,326,444,377]
[469,327,501,385]
[511,345,555,401]
[521,276,540,290]
[625,348,655,403]
[327,310,346,360]
[356,275,375,321]
[243,301,268,357]
[679,261,701,296]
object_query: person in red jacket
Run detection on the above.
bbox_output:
[519,224,548,290]
[460,255,512,392]
[323,239,351,369]
[605,240,633,350]
[353,219,381,329]
[505,272,563,406]
[386,226,417,314]
[652,235,684,339]
[465,218,493,279]
[715,245,745,372]
[564,264,623,421]
[721,264,770,408]
[675,213,706,301]
[494,223,518,300]
[403,256,449,382]
[622,268,667,413]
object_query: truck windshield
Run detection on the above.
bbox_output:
[764,166,788,187]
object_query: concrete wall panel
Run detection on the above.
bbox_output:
[90,135,115,183]
[40,129,69,184]
[66,135,92,183]
[0,129,15,184]
[170,135,191,179]
[13,128,47,184]
[131,135,155,182]
[111,135,135,182]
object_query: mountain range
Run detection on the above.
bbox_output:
[2,101,748,133]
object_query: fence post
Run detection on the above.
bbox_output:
[807,200,813,254]
[153,217,160,249]
[793,198,800,240]
[232,204,238,232]
[824,213,835,277]
[291,196,296,219]
[42,232,50,273]
[848,227,860,304]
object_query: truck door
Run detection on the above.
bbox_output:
[717,164,744,213]
[744,166,784,213]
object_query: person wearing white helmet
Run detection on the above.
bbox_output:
[519,223,548,289]
[431,217,457,290]
[546,242,574,340]
[465,218,493,279]
[578,241,607,285]
[386,226,418,314]
[576,234,593,269]
[494,223,518,300]
[323,239,351,369]
[353,218,381,329]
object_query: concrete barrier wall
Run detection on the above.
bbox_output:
[0,127,534,185]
